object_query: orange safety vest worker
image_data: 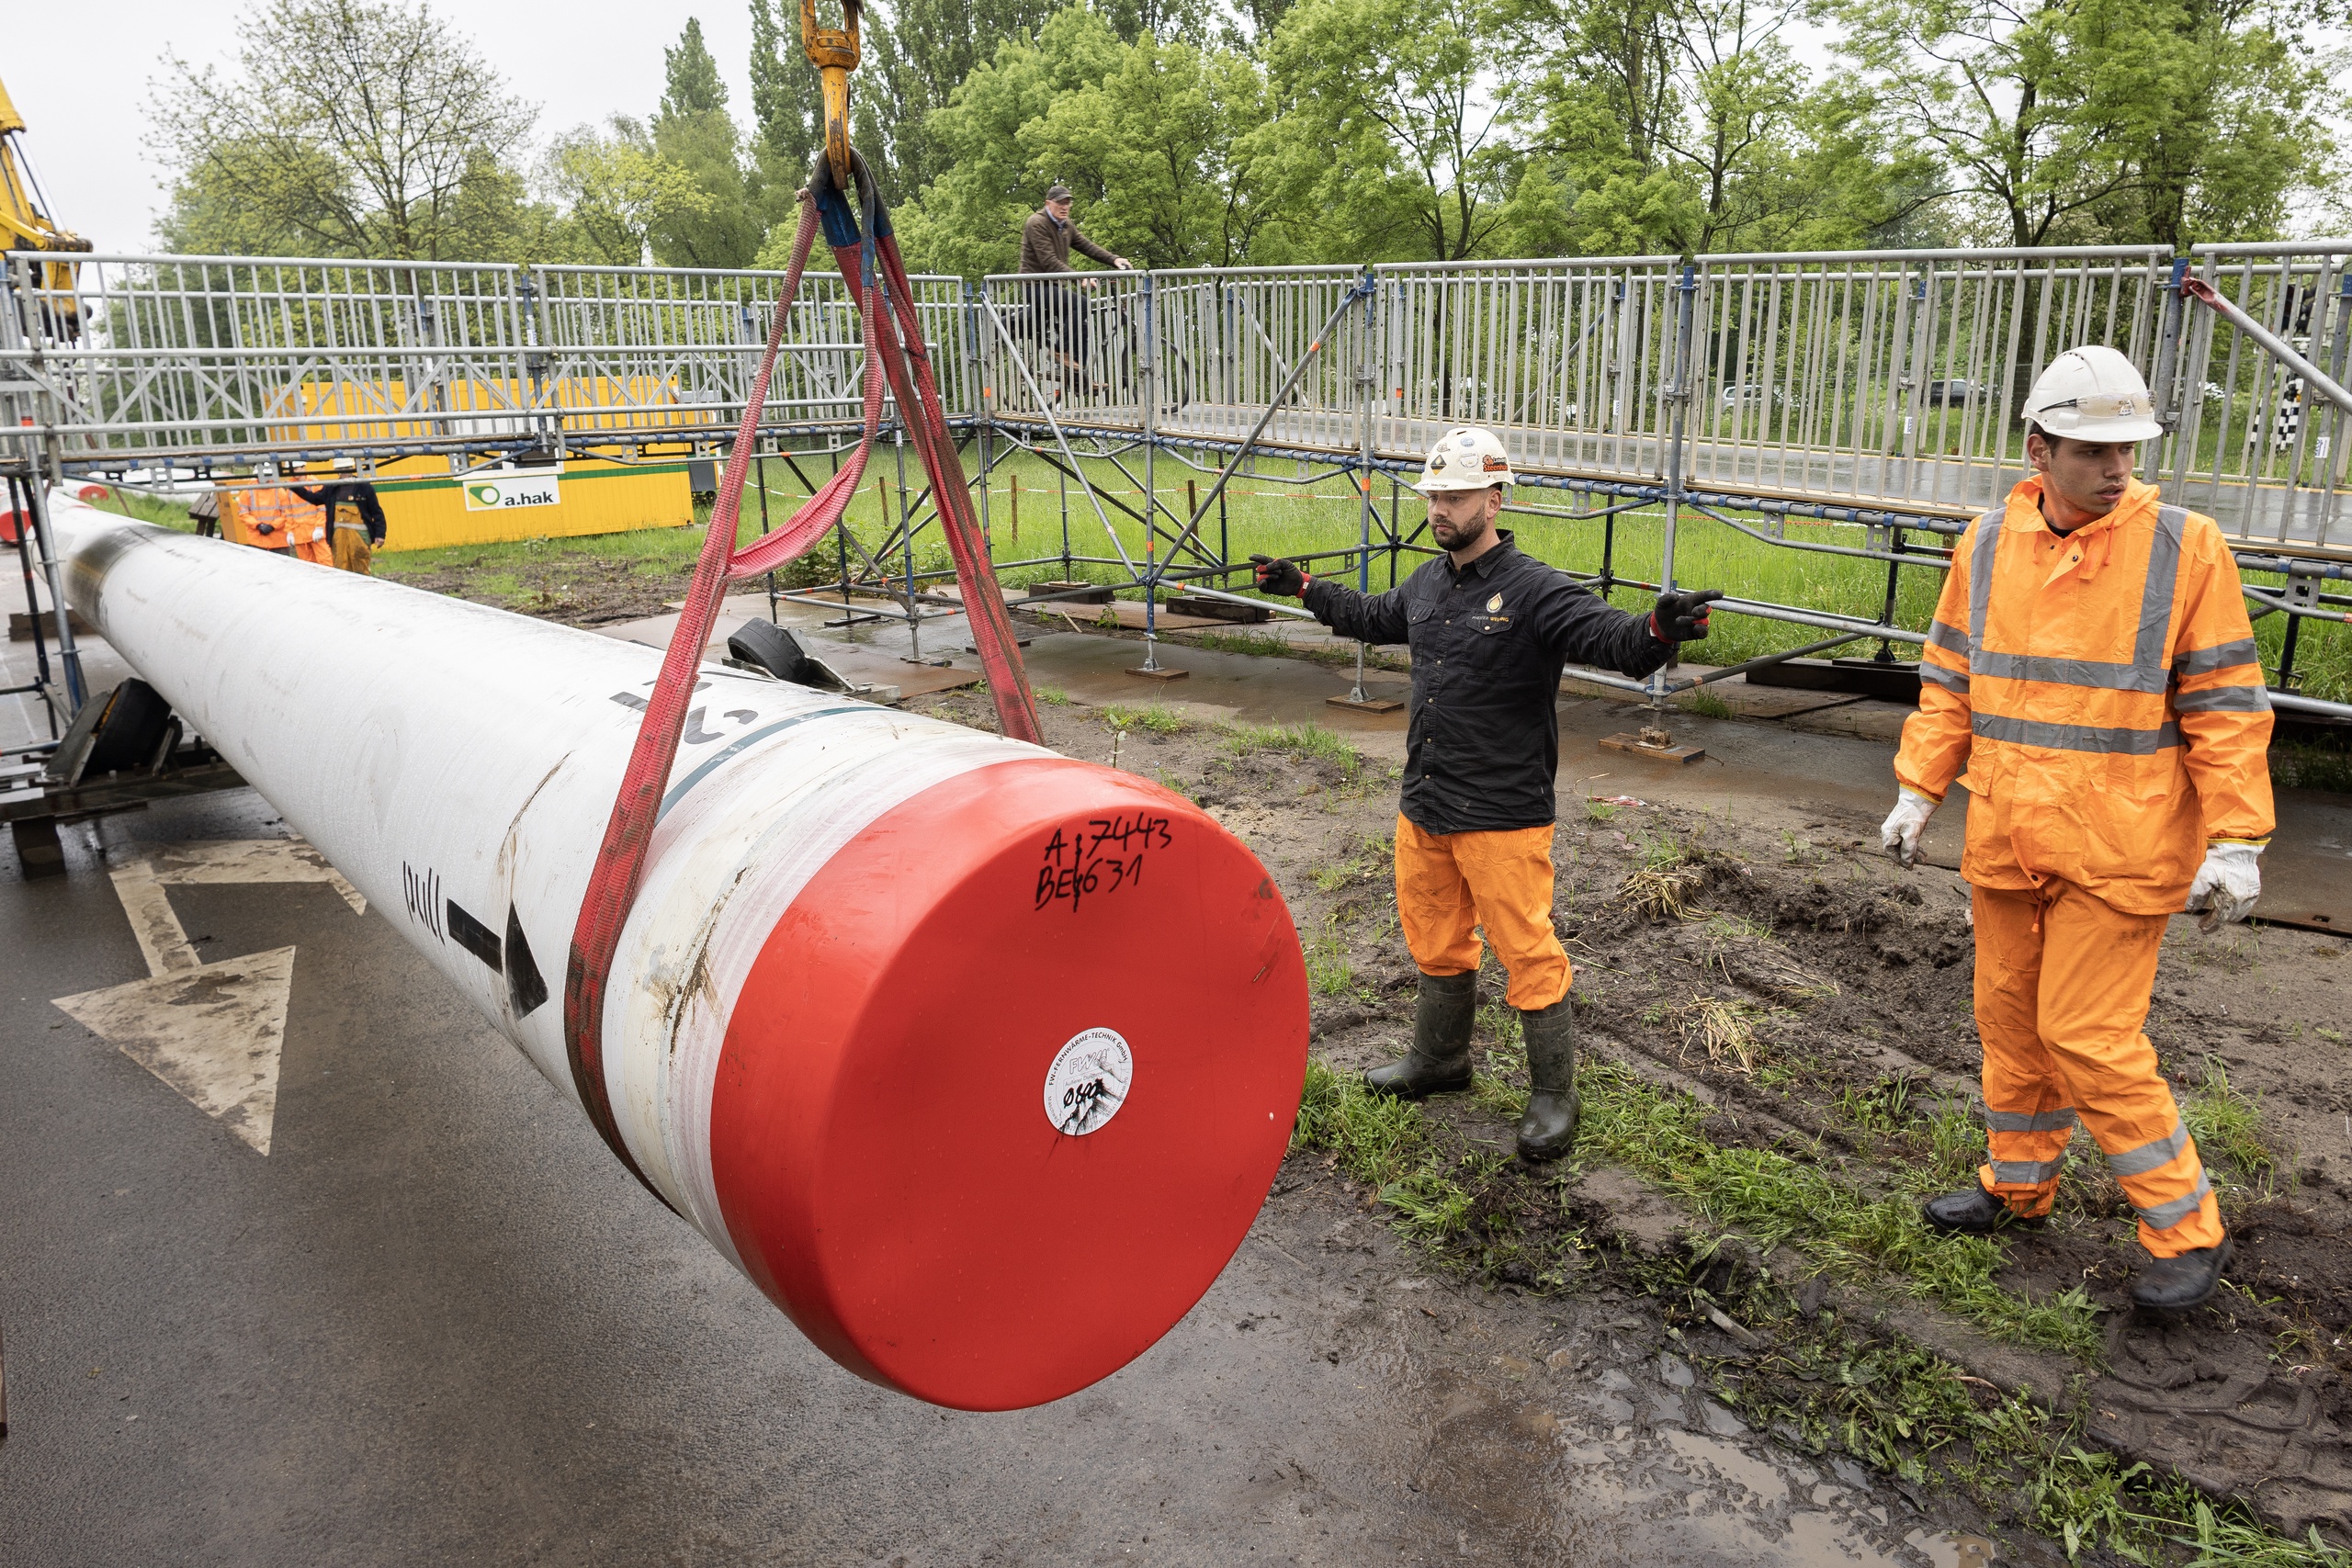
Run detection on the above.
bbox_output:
[1892,464,2272,1302]
[222,486,333,565]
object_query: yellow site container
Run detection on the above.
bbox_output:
[269,378,702,552]
[364,454,697,552]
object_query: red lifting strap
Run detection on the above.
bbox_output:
[562,179,1042,1196]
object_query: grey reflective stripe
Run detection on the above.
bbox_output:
[2138,1171,2213,1233]
[2176,637,2259,676]
[1966,510,2003,649]
[2139,506,2187,674]
[1925,619,1970,657]
[1973,712,2183,754]
[1969,503,2182,694]
[1920,663,1969,694]
[2173,682,2271,714]
[2107,1122,2189,1178]
[1989,1157,2065,1185]
[1973,649,2162,692]
[1985,1106,2078,1134]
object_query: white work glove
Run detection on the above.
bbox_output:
[1880,787,1939,869]
[2188,840,2263,932]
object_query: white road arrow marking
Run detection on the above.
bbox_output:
[144,838,367,913]
[51,838,363,1155]
[54,950,295,1155]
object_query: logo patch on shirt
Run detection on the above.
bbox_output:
[1486,592,1503,613]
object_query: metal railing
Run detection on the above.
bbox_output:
[6,239,2349,718]
[0,251,968,469]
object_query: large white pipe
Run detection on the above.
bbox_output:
[55,498,1309,1411]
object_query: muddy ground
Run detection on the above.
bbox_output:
[376,549,700,625]
[904,683,2352,1561]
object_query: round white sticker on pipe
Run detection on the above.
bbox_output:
[1043,1027,1133,1136]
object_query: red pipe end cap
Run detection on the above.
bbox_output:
[711,758,1309,1409]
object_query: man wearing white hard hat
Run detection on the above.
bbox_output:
[1882,345,2273,1313]
[1251,426,1723,1162]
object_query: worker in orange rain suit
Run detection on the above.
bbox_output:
[1251,425,1724,1162]
[221,482,333,564]
[1880,344,2272,1314]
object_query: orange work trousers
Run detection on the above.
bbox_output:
[1973,880,2222,1256]
[1394,814,1569,1010]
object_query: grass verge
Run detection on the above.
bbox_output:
[1292,1053,2338,1562]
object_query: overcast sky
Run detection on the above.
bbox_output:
[6,3,760,254]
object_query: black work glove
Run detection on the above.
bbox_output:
[1651,588,1724,642]
[1250,554,1309,597]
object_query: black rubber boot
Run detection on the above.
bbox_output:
[2132,1236,2232,1313]
[1514,996,1579,1161]
[1921,1183,2046,1235]
[1366,971,1476,1099]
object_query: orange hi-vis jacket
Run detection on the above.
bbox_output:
[1894,476,2274,915]
[223,487,332,564]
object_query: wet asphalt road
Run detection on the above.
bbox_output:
[0,784,1984,1566]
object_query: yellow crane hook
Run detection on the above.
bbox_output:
[798,0,862,196]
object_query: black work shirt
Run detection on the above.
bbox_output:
[1301,533,1672,834]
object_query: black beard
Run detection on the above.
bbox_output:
[1435,511,1489,551]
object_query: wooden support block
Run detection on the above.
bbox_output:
[11,817,65,879]
[1031,580,1114,604]
[1327,694,1405,714]
[1126,666,1190,682]
[1599,732,1707,765]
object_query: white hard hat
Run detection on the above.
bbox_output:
[1412,426,1514,492]
[2023,346,2163,443]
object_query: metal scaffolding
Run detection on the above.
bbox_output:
[6,239,2349,728]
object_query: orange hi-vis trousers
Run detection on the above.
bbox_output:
[1973,879,2222,1257]
[1393,815,1569,1010]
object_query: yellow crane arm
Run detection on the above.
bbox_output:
[0,72,91,337]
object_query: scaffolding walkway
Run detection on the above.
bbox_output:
[5,239,2349,724]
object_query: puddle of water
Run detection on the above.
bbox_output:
[1662,1426,1790,1506]
[1906,1529,1999,1567]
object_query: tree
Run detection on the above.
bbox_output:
[1023,33,1280,266]
[857,0,1069,201]
[647,17,763,267]
[540,118,717,266]
[1822,0,2332,249]
[1261,0,1542,262]
[890,6,1128,276]
[749,0,825,202]
[149,0,540,261]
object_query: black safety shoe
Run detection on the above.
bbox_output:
[1921,1184,2046,1235]
[1366,972,1476,1100]
[2132,1237,2232,1313]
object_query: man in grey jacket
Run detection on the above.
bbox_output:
[1018,185,1131,385]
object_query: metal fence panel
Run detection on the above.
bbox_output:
[2170,241,2352,550]
[1,253,531,463]
[1681,248,2168,519]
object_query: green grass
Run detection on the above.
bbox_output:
[1301,919,1359,998]
[1224,721,1362,773]
[2182,1055,2275,1191]
[1292,1056,1428,1183]
[1184,627,1296,658]
[79,486,197,532]
[1100,703,1189,734]
[1577,1061,2103,1357]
